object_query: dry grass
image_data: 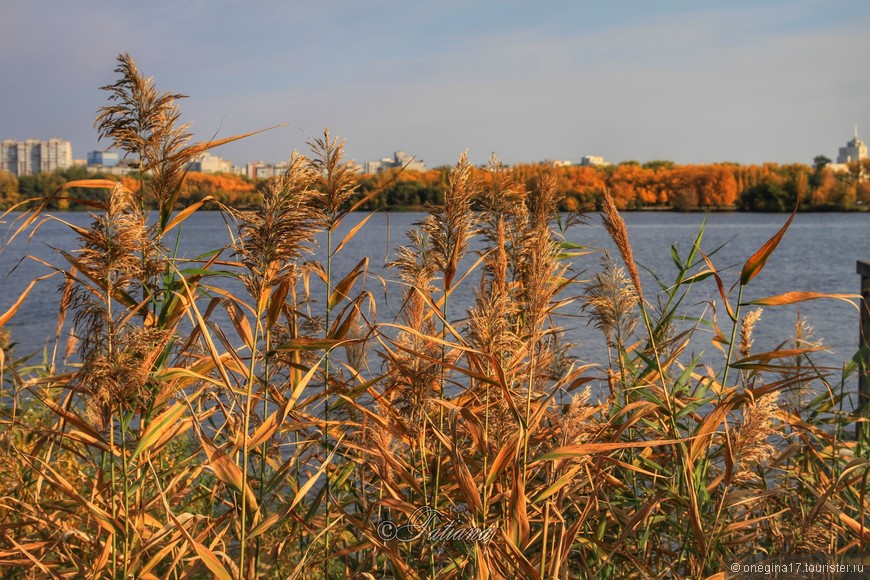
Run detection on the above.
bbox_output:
[0,53,867,579]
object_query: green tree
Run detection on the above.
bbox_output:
[813,155,831,172]
[738,178,795,212]
[810,155,831,190]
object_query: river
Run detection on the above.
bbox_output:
[2,210,867,399]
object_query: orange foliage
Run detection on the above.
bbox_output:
[558,166,607,200]
[363,159,844,211]
[180,172,256,207]
[119,175,140,194]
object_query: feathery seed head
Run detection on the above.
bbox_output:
[730,392,780,484]
[600,189,644,304]
[583,252,640,347]
[740,308,763,360]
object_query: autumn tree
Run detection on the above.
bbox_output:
[0,170,19,209]
[557,165,606,209]
[608,162,653,209]
[181,172,256,207]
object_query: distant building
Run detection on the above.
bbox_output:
[579,155,610,167]
[363,158,392,174]
[0,138,73,176]
[255,163,290,179]
[190,152,232,173]
[837,125,867,164]
[83,151,136,175]
[88,151,121,167]
[87,150,120,167]
[246,162,262,178]
[393,151,426,172]
[92,161,138,176]
[364,151,426,174]
[246,161,290,179]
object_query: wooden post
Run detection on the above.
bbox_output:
[857,261,870,444]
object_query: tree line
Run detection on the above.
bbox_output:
[1,157,868,212]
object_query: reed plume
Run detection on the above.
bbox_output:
[729,392,780,484]
[422,151,477,293]
[233,153,320,302]
[468,156,523,376]
[2,52,868,579]
[66,183,167,422]
[583,252,639,350]
[600,188,644,304]
[518,173,565,387]
[739,308,763,360]
[479,153,526,217]
[95,53,188,163]
[386,227,441,423]
[559,387,598,461]
[95,53,191,217]
[308,129,359,228]
[466,221,521,365]
[781,313,822,410]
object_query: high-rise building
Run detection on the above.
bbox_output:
[837,126,867,164]
[0,138,73,176]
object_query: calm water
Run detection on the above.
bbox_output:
[2,210,868,392]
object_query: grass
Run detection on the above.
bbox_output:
[0,53,868,579]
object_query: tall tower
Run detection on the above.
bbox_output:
[838,125,867,164]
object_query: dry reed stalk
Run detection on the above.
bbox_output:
[95,53,191,230]
[584,253,639,350]
[468,158,526,483]
[306,129,361,571]
[381,226,444,527]
[67,183,166,426]
[230,153,324,573]
[4,52,870,578]
[556,387,601,475]
[417,153,480,543]
[518,172,564,376]
[511,172,566,515]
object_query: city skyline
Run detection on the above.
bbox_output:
[2,128,866,178]
[1,1,868,168]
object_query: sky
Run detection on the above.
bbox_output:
[1,0,868,168]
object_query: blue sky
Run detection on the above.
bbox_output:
[1,0,868,168]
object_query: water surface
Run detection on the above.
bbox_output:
[2,210,867,395]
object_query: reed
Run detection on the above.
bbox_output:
[0,54,867,579]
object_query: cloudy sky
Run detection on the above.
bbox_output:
[1,0,868,168]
